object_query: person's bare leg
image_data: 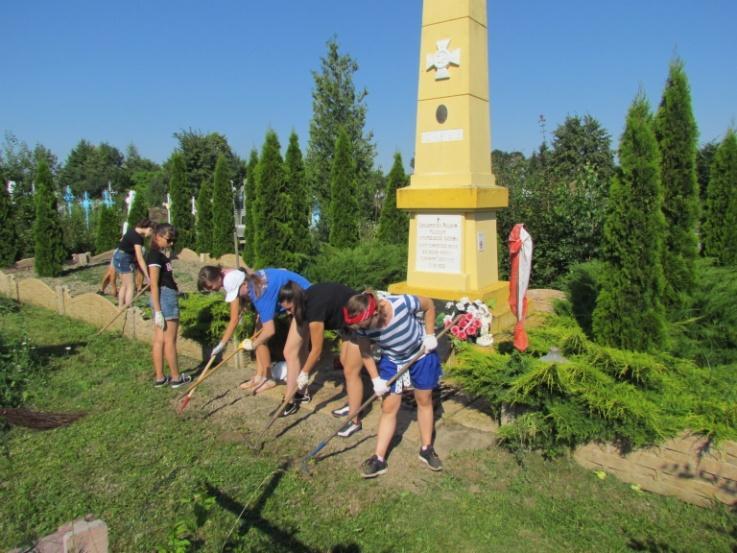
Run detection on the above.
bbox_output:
[118,273,134,309]
[375,394,401,459]
[164,320,180,379]
[414,389,434,448]
[152,326,165,381]
[341,341,364,424]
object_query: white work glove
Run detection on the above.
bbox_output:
[372,376,390,396]
[297,371,310,390]
[239,338,254,351]
[422,334,438,353]
[154,311,165,329]
[211,341,225,357]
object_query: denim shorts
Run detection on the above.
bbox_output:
[150,286,180,320]
[112,249,136,274]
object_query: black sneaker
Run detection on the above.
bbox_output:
[418,446,443,471]
[361,455,388,478]
[154,376,170,387]
[281,401,298,417]
[331,404,350,418]
[169,374,192,389]
[337,420,362,438]
[295,387,311,404]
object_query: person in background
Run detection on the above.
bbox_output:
[112,218,152,308]
[147,224,191,388]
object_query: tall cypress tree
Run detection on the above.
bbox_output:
[254,130,294,267]
[0,169,17,266]
[653,59,699,306]
[168,153,194,250]
[328,128,359,248]
[195,178,213,254]
[703,130,737,265]
[284,131,310,267]
[593,95,667,351]
[33,159,66,276]
[95,204,121,254]
[211,154,235,259]
[377,152,409,244]
[126,186,148,227]
[243,149,259,265]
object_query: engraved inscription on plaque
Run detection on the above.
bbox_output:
[415,214,462,274]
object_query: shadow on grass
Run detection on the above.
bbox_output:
[205,461,362,552]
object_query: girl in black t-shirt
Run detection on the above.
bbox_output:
[112,218,153,309]
[146,224,190,388]
[277,281,365,437]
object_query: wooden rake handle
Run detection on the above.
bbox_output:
[94,283,150,336]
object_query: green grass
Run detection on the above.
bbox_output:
[1,302,736,552]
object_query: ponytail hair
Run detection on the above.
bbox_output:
[238,266,266,299]
[278,281,307,325]
[135,218,153,229]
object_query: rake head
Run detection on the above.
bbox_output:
[176,395,192,416]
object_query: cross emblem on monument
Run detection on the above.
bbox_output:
[426,39,461,80]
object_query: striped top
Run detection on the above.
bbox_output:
[357,294,425,365]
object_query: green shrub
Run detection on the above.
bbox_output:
[304,241,407,290]
[178,293,256,345]
[0,331,36,408]
[562,260,605,337]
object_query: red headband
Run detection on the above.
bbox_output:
[343,295,377,326]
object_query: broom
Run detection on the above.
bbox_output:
[0,407,86,430]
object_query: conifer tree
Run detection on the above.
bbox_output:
[210,154,235,259]
[168,153,194,250]
[33,159,66,276]
[254,130,294,267]
[328,128,359,248]
[243,149,259,265]
[95,204,121,254]
[592,95,667,351]
[284,131,310,267]
[653,59,699,306]
[195,178,213,254]
[0,169,17,266]
[126,186,148,227]
[377,152,409,244]
[703,129,737,265]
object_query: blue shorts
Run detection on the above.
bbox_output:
[150,286,180,320]
[112,249,136,274]
[378,351,441,393]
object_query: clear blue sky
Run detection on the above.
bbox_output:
[3,0,736,173]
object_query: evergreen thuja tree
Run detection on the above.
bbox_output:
[592,95,667,351]
[653,59,699,306]
[95,204,121,254]
[254,130,294,267]
[126,186,148,227]
[703,129,737,265]
[285,131,310,268]
[0,170,17,266]
[211,154,235,259]
[168,153,194,250]
[33,159,66,276]
[377,152,408,244]
[328,128,359,248]
[195,178,213,254]
[243,149,259,265]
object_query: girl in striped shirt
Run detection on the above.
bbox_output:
[343,291,442,478]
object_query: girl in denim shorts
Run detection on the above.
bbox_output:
[113,218,153,309]
[146,224,190,388]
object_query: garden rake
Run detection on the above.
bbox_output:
[94,283,150,336]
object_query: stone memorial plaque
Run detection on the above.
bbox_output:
[415,214,462,273]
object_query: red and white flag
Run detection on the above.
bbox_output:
[508,224,533,352]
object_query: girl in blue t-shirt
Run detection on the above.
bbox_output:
[197,265,310,392]
[343,291,442,479]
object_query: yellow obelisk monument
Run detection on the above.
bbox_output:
[389,0,509,308]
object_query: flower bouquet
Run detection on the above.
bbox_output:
[441,297,493,347]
